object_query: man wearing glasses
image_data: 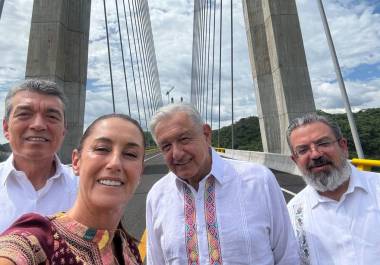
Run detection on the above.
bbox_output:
[286,113,380,265]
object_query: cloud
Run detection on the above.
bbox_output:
[296,0,380,111]
[0,0,379,144]
[0,1,32,88]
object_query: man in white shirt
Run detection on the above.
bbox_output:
[287,113,380,265]
[0,79,78,232]
[146,103,299,265]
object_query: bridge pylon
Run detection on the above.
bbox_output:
[25,0,91,163]
[242,0,316,154]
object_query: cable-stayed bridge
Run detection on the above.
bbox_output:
[0,0,321,163]
[1,0,369,165]
[1,1,379,263]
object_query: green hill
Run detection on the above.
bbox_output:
[0,108,378,160]
[211,116,262,151]
[211,108,380,159]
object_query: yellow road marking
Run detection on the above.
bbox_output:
[138,153,159,261]
[138,229,147,261]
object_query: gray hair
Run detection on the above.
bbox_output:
[5,79,67,121]
[286,113,343,152]
[149,103,204,143]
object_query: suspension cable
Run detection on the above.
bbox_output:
[230,0,234,149]
[130,0,148,131]
[195,0,201,110]
[135,0,154,117]
[199,0,207,117]
[114,0,131,116]
[102,0,115,113]
[190,0,197,103]
[210,0,217,131]
[122,0,141,123]
[205,0,212,124]
[140,2,155,114]
[218,0,223,147]
[121,0,141,122]
[202,0,209,120]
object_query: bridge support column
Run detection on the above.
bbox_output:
[25,0,91,163]
[242,0,315,154]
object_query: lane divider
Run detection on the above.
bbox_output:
[281,188,297,197]
[137,152,161,262]
[144,152,162,162]
[138,229,147,262]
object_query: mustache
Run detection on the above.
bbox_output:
[308,156,332,169]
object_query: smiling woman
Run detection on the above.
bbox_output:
[0,114,145,265]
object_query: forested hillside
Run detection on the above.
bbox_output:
[0,108,379,160]
[211,108,380,159]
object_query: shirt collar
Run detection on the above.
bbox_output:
[209,148,226,185]
[1,153,65,186]
[347,164,370,193]
[53,212,115,250]
[309,164,368,208]
[1,154,15,186]
[52,154,65,180]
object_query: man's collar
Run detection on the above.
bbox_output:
[1,153,64,186]
[309,164,368,208]
[51,154,65,179]
[1,154,15,186]
[347,164,370,193]
[209,148,226,185]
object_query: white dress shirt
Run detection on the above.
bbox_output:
[0,154,78,233]
[288,165,380,265]
[146,149,299,265]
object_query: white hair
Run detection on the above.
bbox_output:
[149,103,204,143]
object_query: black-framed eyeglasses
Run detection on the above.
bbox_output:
[293,138,341,157]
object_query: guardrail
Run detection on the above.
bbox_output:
[145,147,159,154]
[215,148,303,176]
[216,148,380,175]
[351,158,380,171]
[214,147,225,153]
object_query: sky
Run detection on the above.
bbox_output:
[0,0,379,143]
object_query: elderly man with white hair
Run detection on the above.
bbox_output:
[146,103,299,265]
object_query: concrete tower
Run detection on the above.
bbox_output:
[25,0,91,163]
[242,0,316,154]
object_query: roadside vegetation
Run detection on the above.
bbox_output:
[211,108,380,159]
[0,108,378,160]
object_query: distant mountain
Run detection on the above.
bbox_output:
[211,108,380,159]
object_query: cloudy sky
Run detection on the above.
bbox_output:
[0,0,379,143]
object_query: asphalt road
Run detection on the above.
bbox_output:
[122,152,166,241]
[122,152,306,263]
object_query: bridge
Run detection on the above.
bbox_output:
[0,0,369,164]
[0,0,378,263]
[0,0,370,173]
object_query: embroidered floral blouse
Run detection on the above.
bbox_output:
[0,212,143,265]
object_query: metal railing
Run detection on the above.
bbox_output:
[214,147,225,153]
[351,158,380,171]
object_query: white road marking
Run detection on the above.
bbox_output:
[144,152,161,162]
[281,188,297,197]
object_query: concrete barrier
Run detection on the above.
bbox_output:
[219,149,303,177]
